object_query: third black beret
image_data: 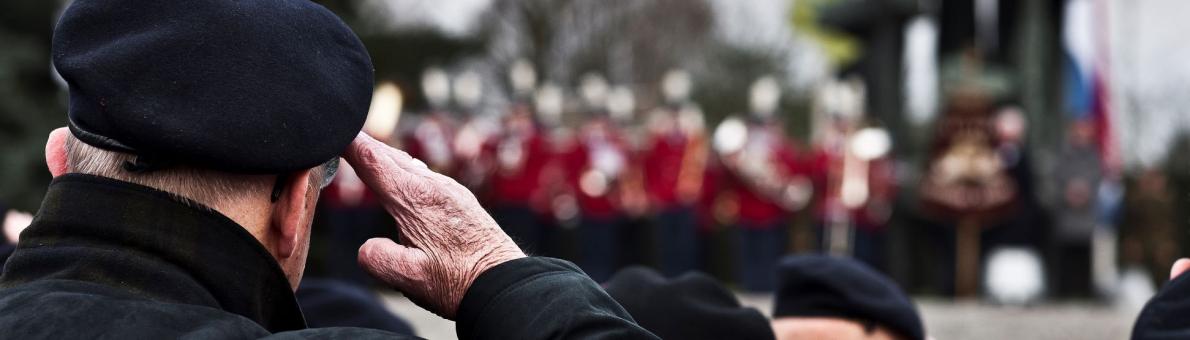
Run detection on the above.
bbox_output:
[773,255,924,340]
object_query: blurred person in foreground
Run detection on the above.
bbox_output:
[0,1,655,339]
[772,255,925,340]
[1046,119,1103,299]
[1121,168,1178,290]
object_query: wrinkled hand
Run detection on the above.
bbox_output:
[345,133,526,319]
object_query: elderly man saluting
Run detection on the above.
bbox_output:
[0,1,655,339]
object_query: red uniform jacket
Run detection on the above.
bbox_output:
[642,131,688,209]
[482,129,552,212]
[402,114,458,178]
[808,146,896,230]
[566,121,630,219]
[725,133,805,227]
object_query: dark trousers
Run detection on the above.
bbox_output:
[812,223,888,273]
[319,207,386,286]
[1051,241,1092,298]
[617,216,653,268]
[735,220,787,292]
[297,278,415,335]
[579,215,620,282]
[657,206,699,277]
[924,221,957,296]
[854,228,888,273]
[493,204,543,254]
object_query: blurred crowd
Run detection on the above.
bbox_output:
[296,53,1183,305]
[307,64,895,293]
[6,0,1190,339]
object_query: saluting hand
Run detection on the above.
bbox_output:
[344,133,526,319]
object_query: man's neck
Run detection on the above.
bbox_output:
[73,172,277,253]
[215,199,274,252]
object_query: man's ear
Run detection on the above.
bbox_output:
[271,168,314,259]
[45,127,70,177]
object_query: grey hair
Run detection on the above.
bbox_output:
[64,134,325,208]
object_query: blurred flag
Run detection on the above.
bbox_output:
[1062,0,1119,174]
[903,16,938,126]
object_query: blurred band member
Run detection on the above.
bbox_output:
[402,67,459,178]
[608,87,652,270]
[451,70,497,190]
[715,77,811,292]
[482,70,556,254]
[644,69,708,277]
[568,75,631,282]
[808,79,895,271]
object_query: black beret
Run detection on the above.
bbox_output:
[53,0,374,174]
[604,266,775,340]
[1134,271,1190,339]
[773,255,924,340]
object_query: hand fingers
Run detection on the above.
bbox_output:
[358,237,430,289]
[1171,258,1190,280]
[343,133,451,204]
[344,133,413,185]
[389,151,446,181]
[345,133,445,183]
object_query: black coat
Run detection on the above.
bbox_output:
[0,174,656,339]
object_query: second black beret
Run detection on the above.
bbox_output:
[604,266,776,340]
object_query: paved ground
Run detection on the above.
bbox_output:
[380,293,1139,339]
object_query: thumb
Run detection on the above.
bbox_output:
[358,238,429,289]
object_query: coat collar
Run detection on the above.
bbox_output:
[0,174,306,332]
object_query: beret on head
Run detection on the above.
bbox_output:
[773,255,924,340]
[603,266,775,340]
[53,0,374,174]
